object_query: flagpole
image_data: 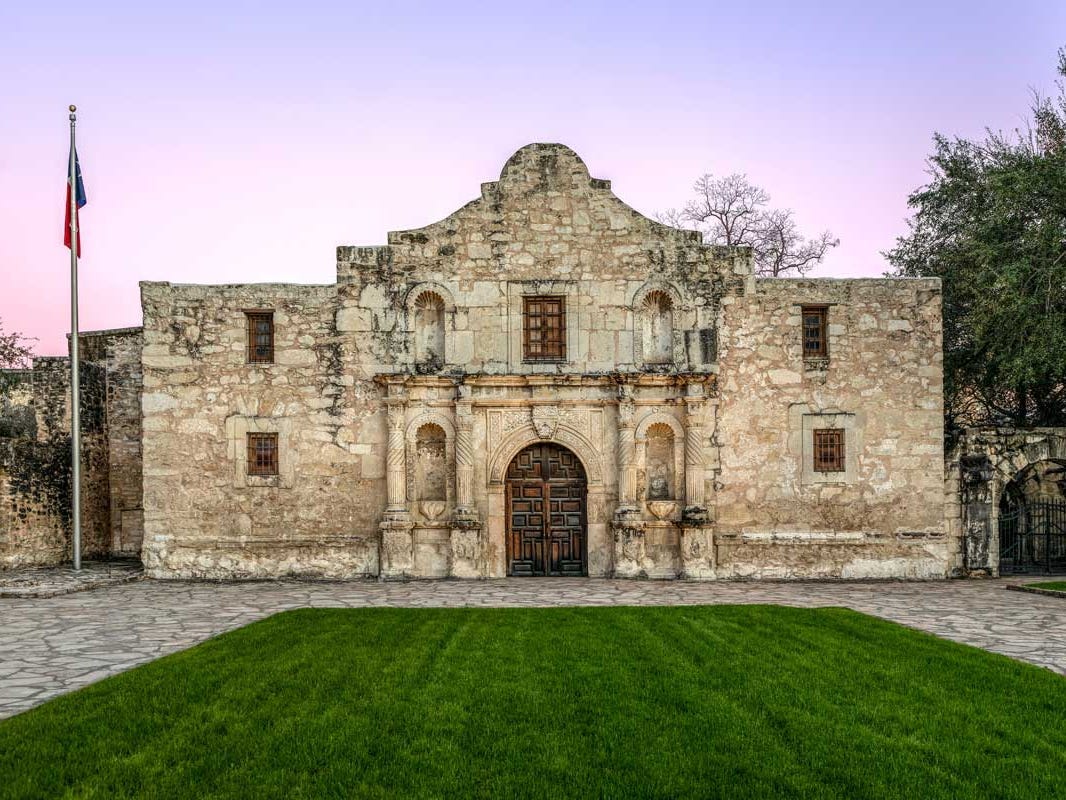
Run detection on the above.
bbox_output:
[68,104,81,572]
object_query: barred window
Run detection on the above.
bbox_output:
[246,311,274,364]
[523,296,566,361]
[247,433,279,476]
[813,429,845,472]
[802,306,828,358]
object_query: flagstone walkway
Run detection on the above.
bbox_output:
[1,576,1064,719]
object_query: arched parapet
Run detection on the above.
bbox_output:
[487,422,605,486]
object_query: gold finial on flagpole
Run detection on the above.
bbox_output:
[69,104,76,112]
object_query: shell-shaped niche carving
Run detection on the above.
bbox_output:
[413,291,445,372]
[641,290,674,365]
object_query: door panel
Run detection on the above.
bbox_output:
[506,443,587,576]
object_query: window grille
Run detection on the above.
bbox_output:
[246,312,274,364]
[813,428,845,472]
[802,306,828,358]
[247,432,279,476]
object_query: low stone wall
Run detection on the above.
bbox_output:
[0,330,142,570]
[715,531,952,580]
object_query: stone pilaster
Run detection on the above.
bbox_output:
[380,384,413,579]
[450,382,482,577]
[682,383,708,525]
[616,384,638,509]
[452,382,479,525]
[612,381,645,576]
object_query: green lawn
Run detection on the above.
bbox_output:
[1026,581,1066,592]
[1,606,1064,799]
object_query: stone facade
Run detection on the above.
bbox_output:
[0,328,142,569]
[135,143,955,580]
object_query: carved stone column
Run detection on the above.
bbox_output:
[617,397,638,509]
[385,399,408,513]
[450,381,482,578]
[682,385,708,522]
[380,385,413,579]
[960,453,994,575]
[680,381,714,578]
[612,381,645,576]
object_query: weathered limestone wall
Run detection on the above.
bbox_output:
[715,278,953,578]
[138,143,954,581]
[140,282,382,578]
[141,144,742,580]
[336,142,748,377]
[0,371,65,568]
[80,329,145,554]
[0,357,111,568]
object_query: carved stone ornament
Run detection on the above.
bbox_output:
[420,500,446,521]
[531,405,562,439]
[647,500,679,521]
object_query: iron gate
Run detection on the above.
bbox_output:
[999,499,1066,574]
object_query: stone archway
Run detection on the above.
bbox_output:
[505,443,588,577]
[954,428,1066,575]
[997,459,1066,574]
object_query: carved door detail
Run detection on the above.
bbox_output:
[506,443,587,576]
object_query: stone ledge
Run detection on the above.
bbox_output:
[1006,584,1066,599]
[0,560,143,598]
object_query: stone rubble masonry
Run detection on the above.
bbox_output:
[138,143,954,580]
[0,328,143,569]
[716,278,953,578]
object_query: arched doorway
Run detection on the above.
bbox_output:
[506,443,587,576]
[998,459,1066,573]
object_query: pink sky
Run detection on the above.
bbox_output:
[2,1,1063,355]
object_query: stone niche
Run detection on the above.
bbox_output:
[408,417,455,577]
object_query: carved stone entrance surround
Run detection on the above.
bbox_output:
[376,373,718,579]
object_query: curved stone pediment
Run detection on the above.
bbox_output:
[337,143,750,288]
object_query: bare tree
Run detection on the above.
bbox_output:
[662,173,839,276]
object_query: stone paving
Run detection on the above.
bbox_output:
[1,576,1065,719]
[0,560,143,598]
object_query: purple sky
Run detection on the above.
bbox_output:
[2,1,1063,355]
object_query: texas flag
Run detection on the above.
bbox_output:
[64,147,86,256]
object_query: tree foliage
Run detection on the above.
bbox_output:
[0,319,34,396]
[662,173,839,276]
[885,50,1066,430]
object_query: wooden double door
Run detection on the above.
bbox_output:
[506,443,588,577]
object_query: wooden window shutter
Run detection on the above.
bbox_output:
[523,296,566,361]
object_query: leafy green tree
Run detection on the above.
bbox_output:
[886,50,1066,430]
[0,319,34,397]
